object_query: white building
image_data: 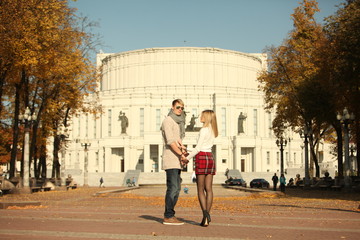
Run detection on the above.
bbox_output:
[63,47,334,186]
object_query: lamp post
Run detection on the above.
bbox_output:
[80,139,91,186]
[300,126,311,187]
[276,137,287,175]
[18,107,37,189]
[337,108,355,188]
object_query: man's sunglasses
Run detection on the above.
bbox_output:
[176,106,184,110]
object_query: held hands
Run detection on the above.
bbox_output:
[180,154,189,165]
[177,140,189,167]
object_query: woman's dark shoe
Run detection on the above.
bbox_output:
[200,216,209,227]
[200,210,210,227]
[200,216,205,226]
[205,211,211,223]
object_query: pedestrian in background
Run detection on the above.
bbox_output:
[280,174,286,192]
[185,110,218,227]
[99,177,104,188]
[272,173,278,191]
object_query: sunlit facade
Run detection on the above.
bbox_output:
[62,47,334,185]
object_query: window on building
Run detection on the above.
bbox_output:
[253,109,258,136]
[267,151,270,164]
[268,112,272,137]
[108,109,112,136]
[221,107,226,137]
[85,114,88,137]
[77,117,81,137]
[140,108,144,136]
[222,159,227,164]
[68,153,72,166]
[276,152,279,164]
[93,115,96,138]
[96,151,99,166]
[156,109,161,131]
[293,152,297,165]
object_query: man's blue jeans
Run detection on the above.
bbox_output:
[164,169,181,218]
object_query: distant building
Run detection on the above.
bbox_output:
[62,47,334,185]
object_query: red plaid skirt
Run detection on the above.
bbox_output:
[195,152,216,175]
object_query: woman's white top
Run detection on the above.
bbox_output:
[186,127,215,160]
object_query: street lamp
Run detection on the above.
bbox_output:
[300,126,311,187]
[337,108,355,188]
[18,107,37,189]
[276,137,287,175]
[80,139,91,186]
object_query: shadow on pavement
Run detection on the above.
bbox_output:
[257,203,360,214]
[139,215,200,226]
[282,188,360,201]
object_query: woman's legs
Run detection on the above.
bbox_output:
[196,174,214,226]
[204,174,213,212]
[196,174,214,211]
[196,174,207,211]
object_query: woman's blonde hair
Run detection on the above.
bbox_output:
[201,110,218,137]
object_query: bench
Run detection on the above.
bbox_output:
[31,187,42,193]
[331,185,342,191]
[42,187,51,192]
[0,189,11,196]
[66,184,77,190]
[31,186,52,193]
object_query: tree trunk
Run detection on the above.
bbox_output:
[0,69,8,116]
[335,125,343,178]
[40,144,47,179]
[31,122,39,178]
[9,83,21,179]
[52,135,61,178]
[356,120,360,177]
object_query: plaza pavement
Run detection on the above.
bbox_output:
[0,184,359,240]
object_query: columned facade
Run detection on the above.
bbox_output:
[60,47,334,186]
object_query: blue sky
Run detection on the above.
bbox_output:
[69,0,343,59]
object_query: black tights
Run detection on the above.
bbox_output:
[196,174,214,213]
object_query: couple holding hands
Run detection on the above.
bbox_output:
[161,99,218,226]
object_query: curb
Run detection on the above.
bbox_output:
[93,186,139,196]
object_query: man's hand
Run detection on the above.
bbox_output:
[180,155,189,166]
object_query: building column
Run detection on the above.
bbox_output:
[128,146,137,170]
[215,143,221,172]
[124,146,131,172]
[234,144,241,170]
[98,147,104,173]
[104,147,111,172]
[144,144,151,172]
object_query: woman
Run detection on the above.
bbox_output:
[185,110,218,227]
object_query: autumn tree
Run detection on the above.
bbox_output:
[258,0,331,178]
[0,0,101,181]
[324,0,360,176]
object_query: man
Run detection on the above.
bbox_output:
[161,99,188,225]
[272,173,279,191]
